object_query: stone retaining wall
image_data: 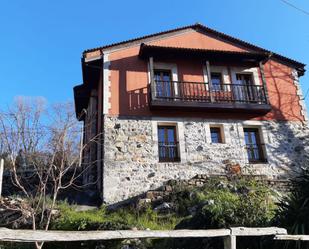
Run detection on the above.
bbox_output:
[141,174,292,205]
[102,115,309,204]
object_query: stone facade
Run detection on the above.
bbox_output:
[102,115,309,204]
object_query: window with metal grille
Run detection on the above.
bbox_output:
[157,125,180,162]
[243,128,266,163]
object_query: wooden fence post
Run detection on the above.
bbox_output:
[0,158,4,197]
[224,235,236,249]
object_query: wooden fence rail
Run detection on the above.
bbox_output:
[274,235,309,241]
[0,227,287,249]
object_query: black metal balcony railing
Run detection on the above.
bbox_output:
[158,142,180,162]
[245,143,267,163]
[151,80,268,104]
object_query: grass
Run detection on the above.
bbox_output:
[51,176,277,232]
[52,202,181,231]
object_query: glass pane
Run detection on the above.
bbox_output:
[156,82,163,97]
[167,128,175,143]
[236,74,243,84]
[244,74,252,85]
[157,126,179,162]
[211,73,222,91]
[250,131,257,145]
[211,133,219,143]
[236,74,252,85]
[162,72,171,82]
[244,132,250,144]
[244,128,263,161]
[158,128,165,143]
[164,81,172,97]
[210,128,221,143]
[154,73,161,81]
[154,70,172,98]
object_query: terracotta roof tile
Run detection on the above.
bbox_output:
[82,23,305,71]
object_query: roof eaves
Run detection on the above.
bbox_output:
[139,43,268,55]
[82,23,305,70]
[82,24,196,55]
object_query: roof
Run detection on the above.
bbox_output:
[82,23,305,73]
[139,43,270,63]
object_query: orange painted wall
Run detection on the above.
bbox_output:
[150,30,249,52]
[263,60,303,121]
[107,31,304,121]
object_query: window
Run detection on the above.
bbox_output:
[236,73,253,85]
[210,127,223,143]
[211,72,223,91]
[154,69,173,98]
[234,73,255,101]
[158,125,180,162]
[243,128,266,163]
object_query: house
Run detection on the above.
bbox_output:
[74,23,308,204]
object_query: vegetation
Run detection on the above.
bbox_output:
[274,168,309,249]
[52,202,180,231]
[276,168,309,235]
[154,177,277,249]
[170,177,276,229]
[1,175,281,249]
[0,97,101,249]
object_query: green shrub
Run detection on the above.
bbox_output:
[174,177,276,229]
[276,168,309,235]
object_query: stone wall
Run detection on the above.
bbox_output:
[142,174,292,205]
[102,115,309,204]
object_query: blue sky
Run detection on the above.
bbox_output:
[0,0,308,109]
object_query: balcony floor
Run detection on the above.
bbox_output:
[150,99,271,114]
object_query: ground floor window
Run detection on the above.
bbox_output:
[243,128,266,163]
[158,125,180,162]
[210,126,223,143]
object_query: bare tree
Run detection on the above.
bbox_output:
[0,97,99,249]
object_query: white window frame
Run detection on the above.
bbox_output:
[240,121,268,164]
[205,123,230,144]
[147,62,179,95]
[230,67,261,86]
[152,120,186,163]
[203,65,230,91]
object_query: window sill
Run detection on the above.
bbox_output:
[159,159,181,163]
[248,160,268,164]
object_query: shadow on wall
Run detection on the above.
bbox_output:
[262,60,309,177]
[265,60,304,121]
[127,86,148,112]
[110,55,150,115]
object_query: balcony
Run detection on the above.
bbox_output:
[149,80,271,113]
[158,141,180,162]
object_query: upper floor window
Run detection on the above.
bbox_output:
[234,73,255,101]
[210,127,223,143]
[154,69,173,98]
[158,125,180,162]
[211,72,223,91]
[236,73,253,86]
[243,128,266,163]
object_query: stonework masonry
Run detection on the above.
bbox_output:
[102,115,309,204]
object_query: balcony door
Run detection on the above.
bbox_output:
[158,125,180,162]
[154,69,175,99]
[243,128,265,163]
[234,73,253,102]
